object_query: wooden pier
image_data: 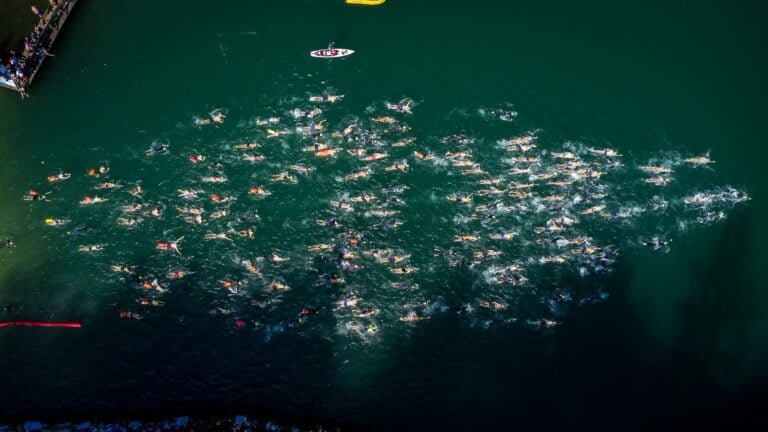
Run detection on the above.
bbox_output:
[0,0,79,95]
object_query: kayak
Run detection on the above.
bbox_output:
[346,0,386,4]
[310,48,354,58]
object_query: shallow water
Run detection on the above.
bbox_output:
[1,1,767,430]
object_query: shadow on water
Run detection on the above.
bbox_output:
[346,210,768,432]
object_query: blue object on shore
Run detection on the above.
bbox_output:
[75,421,90,430]
[234,415,247,426]
[24,422,43,432]
[175,416,189,428]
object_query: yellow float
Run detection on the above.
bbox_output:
[346,0,386,5]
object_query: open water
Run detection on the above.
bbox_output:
[1,1,767,430]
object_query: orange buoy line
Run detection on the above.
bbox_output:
[0,321,82,328]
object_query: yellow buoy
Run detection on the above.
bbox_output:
[346,0,386,5]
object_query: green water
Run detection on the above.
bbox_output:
[1,1,767,430]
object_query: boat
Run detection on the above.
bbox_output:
[310,48,354,58]
[346,0,386,5]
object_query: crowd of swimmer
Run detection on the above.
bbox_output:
[23,94,750,340]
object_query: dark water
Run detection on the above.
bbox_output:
[1,1,767,430]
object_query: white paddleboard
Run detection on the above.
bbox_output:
[310,48,354,58]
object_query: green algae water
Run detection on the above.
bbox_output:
[2,1,768,430]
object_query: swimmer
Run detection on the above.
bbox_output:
[539,256,568,264]
[588,147,621,157]
[183,214,204,225]
[314,148,340,158]
[234,228,255,239]
[377,254,410,265]
[269,253,290,262]
[309,94,344,103]
[391,266,417,275]
[47,172,71,182]
[210,110,226,124]
[399,311,428,322]
[116,217,143,227]
[210,194,233,204]
[308,243,333,252]
[189,154,206,164]
[80,195,108,205]
[580,205,606,215]
[509,167,532,175]
[220,279,240,294]
[266,128,290,138]
[137,277,166,295]
[156,237,183,255]
[361,152,389,162]
[644,176,671,186]
[145,207,163,217]
[0,238,14,249]
[316,219,341,227]
[166,269,191,280]
[491,109,518,121]
[354,308,377,318]
[350,193,377,203]
[345,169,372,181]
[454,234,479,242]
[22,189,46,201]
[474,250,503,259]
[684,155,715,165]
[211,210,228,219]
[489,231,518,240]
[329,200,354,212]
[201,176,227,183]
[446,194,473,204]
[335,297,359,310]
[78,244,105,252]
[235,142,261,150]
[145,142,169,156]
[384,161,409,172]
[271,172,296,183]
[248,187,271,197]
[119,311,143,320]
[204,232,234,242]
[442,134,475,145]
[242,154,264,162]
[177,206,205,215]
[137,299,165,307]
[385,98,414,114]
[392,137,416,147]
[241,260,260,275]
[367,209,398,217]
[347,148,366,157]
[44,218,68,226]
[451,159,476,167]
[304,143,328,152]
[268,281,290,291]
[290,164,315,175]
[87,166,110,177]
[461,166,486,175]
[639,165,673,175]
[129,185,143,197]
[95,181,121,190]
[551,151,577,160]
[255,117,280,126]
[178,189,202,199]
[371,116,397,124]
[479,301,506,310]
[110,264,135,274]
[642,236,670,251]
[414,151,433,160]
